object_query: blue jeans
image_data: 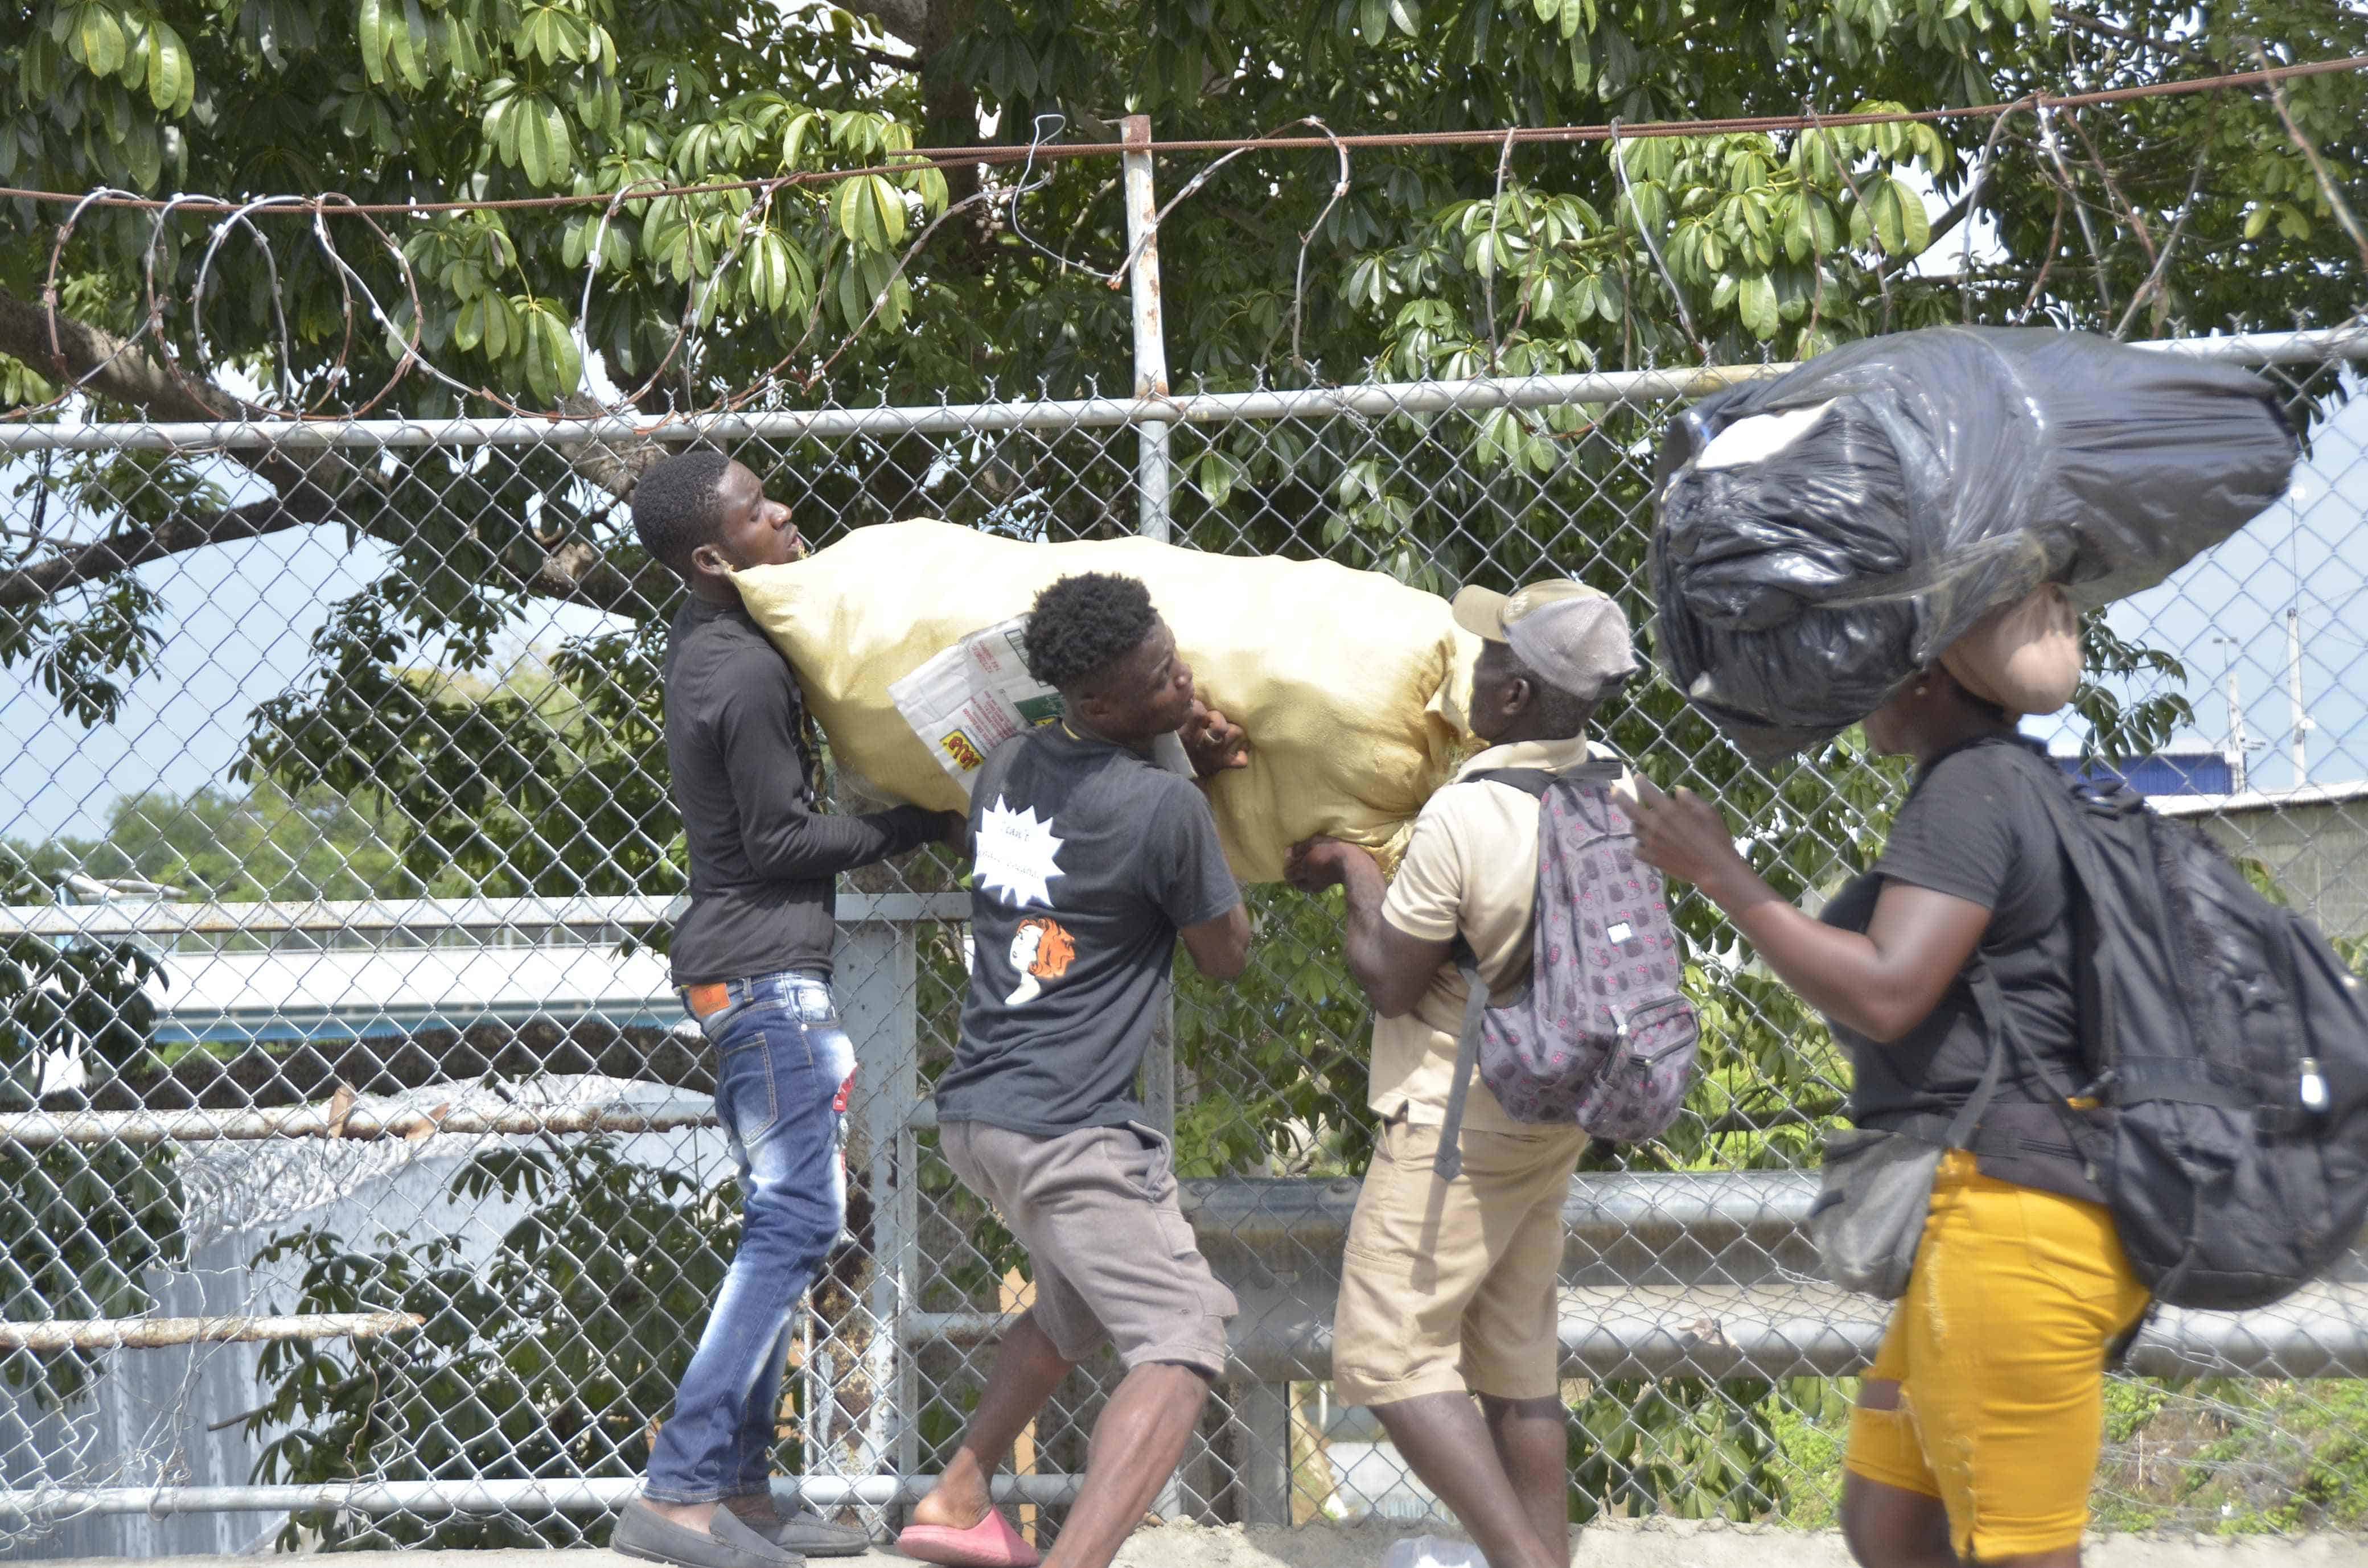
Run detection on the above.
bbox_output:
[645,970,855,1504]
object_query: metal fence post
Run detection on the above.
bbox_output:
[1123,110,1213,1526]
[1123,113,1174,548]
[811,913,921,1538]
[1238,1381,1294,1528]
[1122,113,1178,1146]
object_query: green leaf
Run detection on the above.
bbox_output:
[516,100,547,183]
[747,229,794,313]
[783,109,819,168]
[1867,180,1903,254]
[1810,193,1841,254]
[453,293,485,351]
[1889,175,1930,254]
[1738,271,1778,340]
[833,177,871,249]
[874,173,909,247]
[78,5,128,76]
[122,116,160,186]
[146,20,192,113]
[834,174,906,252]
[1621,176,1668,234]
[522,306,580,404]
[1781,194,1811,263]
[357,0,389,85]
[393,0,429,89]
[538,98,572,185]
[834,256,868,326]
[1196,450,1240,508]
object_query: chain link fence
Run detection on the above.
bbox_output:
[3,326,2367,1557]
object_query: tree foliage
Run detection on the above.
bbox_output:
[10,776,422,901]
[248,1139,742,1549]
[0,846,184,1406]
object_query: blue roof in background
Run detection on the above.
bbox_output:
[2057,747,2235,797]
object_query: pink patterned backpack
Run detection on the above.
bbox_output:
[1433,765,1700,1180]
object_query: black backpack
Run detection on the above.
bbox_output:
[1985,742,2368,1311]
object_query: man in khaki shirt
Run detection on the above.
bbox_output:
[1287,579,1637,1568]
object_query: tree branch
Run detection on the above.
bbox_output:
[554,392,664,500]
[0,491,335,612]
[519,537,675,618]
[2053,10,2205,57]
[1874,186,1980,282]
[1,286,668,621]
[842,0,986,221]
[848,0,930,48]
[0,289,229,427]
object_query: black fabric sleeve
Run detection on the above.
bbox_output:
[1141,776,1242,930]
[1873,747,2024,912]
[712,651,941,878]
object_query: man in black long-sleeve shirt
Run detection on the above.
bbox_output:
[614,451,960,1568]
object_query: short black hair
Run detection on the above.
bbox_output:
[632,450,734,577]
[1022,573,1159,690]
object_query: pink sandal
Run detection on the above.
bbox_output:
[894,1508,1039,1568]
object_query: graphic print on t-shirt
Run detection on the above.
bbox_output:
[936,726,1241,1138]
[976,796,1066,908]
[1004,916,1077,1006]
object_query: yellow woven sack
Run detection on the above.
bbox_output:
[731,520,1482,882]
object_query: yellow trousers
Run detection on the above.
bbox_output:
[1843,1151,2149,1561]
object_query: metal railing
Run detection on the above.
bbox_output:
[5,320,2368,1553]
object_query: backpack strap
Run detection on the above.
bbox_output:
[1433,940,1487,1183]
[2024,766,2129,1098]
[1939,745,2119,1156]
[1465,767,1556,796]
[1868,969,2009,1150]
[1428,761,1606,1182]
[1952,966,2022,1147]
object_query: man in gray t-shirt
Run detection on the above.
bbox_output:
[900,573,1253,1568]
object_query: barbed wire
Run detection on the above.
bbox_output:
[4,49,2361,469]
[1,52,2361,220]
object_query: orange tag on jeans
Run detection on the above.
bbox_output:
[686,983,731,1018]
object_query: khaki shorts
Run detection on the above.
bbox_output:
[941,1118,1238,1378]
[1333,1118,1586,1406]
[1845,1151,2149,1560]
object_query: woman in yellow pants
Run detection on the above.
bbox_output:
[1622,649,2147,1568]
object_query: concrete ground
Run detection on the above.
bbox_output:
[28,1519,2368,1568]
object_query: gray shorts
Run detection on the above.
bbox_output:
[940,1118,1238,1378]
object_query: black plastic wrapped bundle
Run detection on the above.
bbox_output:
[1649,327,2299,759]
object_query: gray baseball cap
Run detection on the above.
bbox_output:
[1452,579,1638,701]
